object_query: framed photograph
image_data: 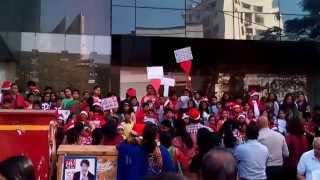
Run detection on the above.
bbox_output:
[62,156,97,180]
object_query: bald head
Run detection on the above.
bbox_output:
[313,137,320,159]
[201,148,237,180]
[257,116,269,129]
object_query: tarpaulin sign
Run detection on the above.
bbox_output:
[0,110,57,180]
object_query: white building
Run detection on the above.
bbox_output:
[187,0,283,40]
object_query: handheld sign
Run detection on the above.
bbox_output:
[174,47,193,75]
[101,96,119,111]
[147,66,164,80]
[161,78,175,97]
[174,47,193,63]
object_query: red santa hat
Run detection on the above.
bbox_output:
[126,88,137,97]
[187,108,200,121]
[250,91,259,97]
[131,123,145,137]
[80,111,88,117]
[237,114,246,120]
[233,104,241,109]
[93,102,102,108]
[1,80,12,91]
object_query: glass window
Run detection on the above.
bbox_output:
[41,0,66,33]
[253,6,263,12]
[244,13,252,25]
[137,0,185,9]
[112,0,135,6]
[255,14,264,25]
[65,0,111,35]
[112,6,135,34]
[242,3,251,9]
[136,8,185,37]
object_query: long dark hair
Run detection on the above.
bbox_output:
[197,128,220,156]
[141,124,158,154]
[281,93,295,111]
[174,120,193,149]
[0,156,35,180]
[199,101,210,115]
[102,119,118,139]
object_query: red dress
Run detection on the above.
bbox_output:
[285,134,309,170]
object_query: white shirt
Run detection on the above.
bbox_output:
[258,128,289,166]
[79,171,88,180]
[297,150,320,180]
[234,140,269,180]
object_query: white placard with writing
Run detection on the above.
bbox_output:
[161,78,175,87]
[161,78,176,97]
[147,66,164,80]
[174,47,193,63]
[101,96,119,111]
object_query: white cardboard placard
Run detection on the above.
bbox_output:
[147,66,164,80]
[174,47,193,63]
[101,96,119,110]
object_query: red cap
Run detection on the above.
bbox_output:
[250,91,259,97]
[1,80,12,91]
[64,120,75,132]
[187,108,200,121]
[127,88,136,97]
[233,104,241,109]
[131,123,145,137]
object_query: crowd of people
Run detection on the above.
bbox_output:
[1,79,320,180]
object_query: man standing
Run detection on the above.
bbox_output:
[234,122,269,180]
[257,116,289,180]
[73,160,94,180]
[297,137,320,180]
[201,148,237,180]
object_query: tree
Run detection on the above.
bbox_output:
[285,0,320,41]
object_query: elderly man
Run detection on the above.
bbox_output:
[201,148,237,180]
[257,116,289,180]
[297,137,320,180]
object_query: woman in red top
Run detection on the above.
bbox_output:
[285,119,309,180]
[10,83,26,109]
[103,120,124,145]
[140,84,159,109]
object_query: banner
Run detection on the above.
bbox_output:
[101,97,119,111]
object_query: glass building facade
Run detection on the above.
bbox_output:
[0,0,320,100]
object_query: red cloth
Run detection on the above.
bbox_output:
[12,94,27,109]
[135,110,146,124]
[103,134,124,145]
[285,134,309,169]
